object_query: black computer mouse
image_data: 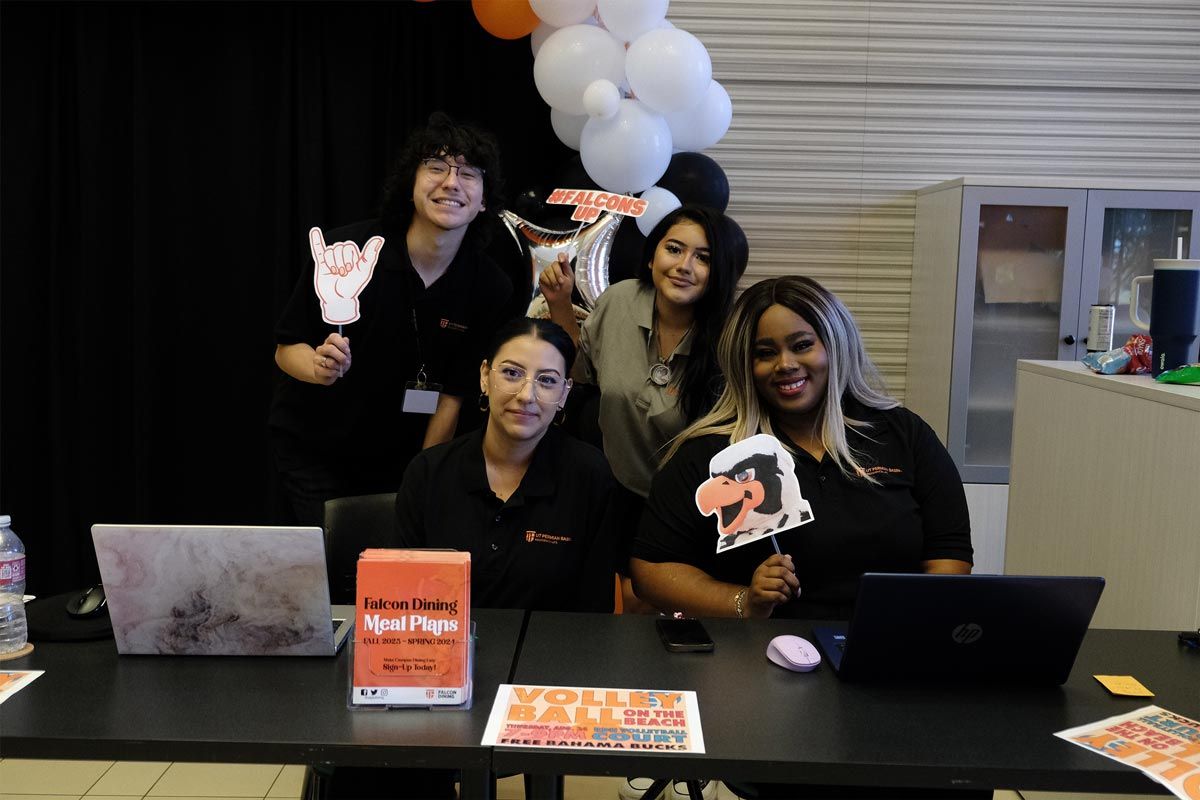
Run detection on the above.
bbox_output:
[66,584,108,618]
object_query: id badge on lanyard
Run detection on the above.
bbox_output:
[402,307,440,414]
[403,368,441,415]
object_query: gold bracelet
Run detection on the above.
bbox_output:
[735,587,747,618]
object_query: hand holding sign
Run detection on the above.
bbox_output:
[748,553,799,617]
[537,252,575,310]
[313,332,351,385]
[310,227,383,325]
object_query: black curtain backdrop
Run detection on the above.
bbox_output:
[0,1,572,595]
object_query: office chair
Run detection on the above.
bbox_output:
[322,492,399,605]
[305,492,402,800]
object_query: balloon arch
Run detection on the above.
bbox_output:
[468,0,735,307]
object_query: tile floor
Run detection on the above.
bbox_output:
[0,761,1149,800]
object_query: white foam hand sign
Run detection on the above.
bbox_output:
[310,227,384,325]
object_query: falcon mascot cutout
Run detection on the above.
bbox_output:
[694,434,814,553]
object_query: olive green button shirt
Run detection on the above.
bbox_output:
[578,279,693,498]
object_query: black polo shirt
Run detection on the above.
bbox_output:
[633,400,973,620]
[394,427,619,612]
[269,218,513,478]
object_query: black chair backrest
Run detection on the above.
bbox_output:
[323,492,399,605]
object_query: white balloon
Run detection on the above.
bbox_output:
[625,28,712,113]
[583,79,621,119]
[530,0,597,28]
[636,186,682,237]
[580,99,672,193]
[531,15,599,57]
[550,108,588,151]
[533,25,627,116]
[663,80,732,151]
[531,22,557,57]
[596,0,668,43]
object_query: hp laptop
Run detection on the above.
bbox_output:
[91,524,352,656]
[812,573,1105,684]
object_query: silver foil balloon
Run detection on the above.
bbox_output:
[501,209,622,310]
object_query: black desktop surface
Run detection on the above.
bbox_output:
[496,612,1195,793]
[0,606,524,772]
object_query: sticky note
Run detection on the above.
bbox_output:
[1094,675,1154,697]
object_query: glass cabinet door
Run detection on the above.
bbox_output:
[1076,190,1200,356]
[949,188,1087,483]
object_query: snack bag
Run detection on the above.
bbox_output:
[1124,334,1153,374]
[1155,363,1200,385]
[1082,334,1153,375]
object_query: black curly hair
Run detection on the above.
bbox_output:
[380,112,504,244]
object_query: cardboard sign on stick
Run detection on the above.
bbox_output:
[309,226,384,325]
[546,188,648,223]
[695,434,814,554]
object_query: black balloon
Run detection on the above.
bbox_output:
[607,218,646,285]
[556,155,601,193]
[657,152,730,212]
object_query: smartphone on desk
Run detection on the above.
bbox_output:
[656,618,714,653]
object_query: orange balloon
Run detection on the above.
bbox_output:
[471,0,539,40]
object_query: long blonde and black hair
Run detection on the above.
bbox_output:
[664,276,897,480]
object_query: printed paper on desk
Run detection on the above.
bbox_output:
[483,685,705,754]
[352,549,470,706]
[1055,705,1200,800]
[696,434,814,554]
[0,670,43,704]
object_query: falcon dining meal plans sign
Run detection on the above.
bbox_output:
[483,685,705,753]
[352,549,471,706]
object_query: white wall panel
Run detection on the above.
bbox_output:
[670,0,1200,400]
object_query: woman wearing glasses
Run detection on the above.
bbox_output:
[394,317,620,612]
[270,112,515,527]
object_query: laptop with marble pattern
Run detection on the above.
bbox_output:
[91,524,352,656]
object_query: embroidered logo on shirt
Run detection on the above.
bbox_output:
[524,531,572,545]
[856,466,903,477]
[440,319,468,332]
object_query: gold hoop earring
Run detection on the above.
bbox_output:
[553,407,567,427]
[478,392,489,412]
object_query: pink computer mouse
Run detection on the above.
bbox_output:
[767,634,822,672]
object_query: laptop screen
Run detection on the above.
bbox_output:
[814,572,1105,684]
[91,524,348,656]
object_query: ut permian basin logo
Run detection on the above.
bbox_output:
[951,623,983,644]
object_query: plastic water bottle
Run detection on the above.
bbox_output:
[0,514,29,654]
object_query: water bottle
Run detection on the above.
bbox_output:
[0,514,29,654]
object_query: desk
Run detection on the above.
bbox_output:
[0,607,524,800]
[1008,359,1200,629]
[497,613,1198,796]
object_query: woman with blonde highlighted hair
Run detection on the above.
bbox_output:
[632,276,973,621]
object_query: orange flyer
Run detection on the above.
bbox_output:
[1056,705,1200,800]
[482,685,705,753]
[351,549,471,706]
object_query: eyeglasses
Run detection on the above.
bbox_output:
[421,157,484,185]
[489,366,569,404]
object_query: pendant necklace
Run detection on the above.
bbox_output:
[649,315,694,387]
